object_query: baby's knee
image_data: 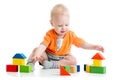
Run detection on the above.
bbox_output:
[71,59,77,65]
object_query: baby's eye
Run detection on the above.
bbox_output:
[65,24,68,26]
[58,25,63,27]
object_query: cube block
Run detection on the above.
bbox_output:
[20,65,32,73]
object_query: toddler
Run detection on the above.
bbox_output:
[27,4,104,71]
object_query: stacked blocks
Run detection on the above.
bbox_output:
[60,65,80,76]
[6,53,32,73]
[13,53,26,65]
[84,52,106,74]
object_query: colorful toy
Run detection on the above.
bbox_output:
[60,65,80,76]
[6,53,32,73]
[60,66,70,76]
[6,64,18,72]
[12,53,26,65]
[20,65,32,73]
[84,52,106,74]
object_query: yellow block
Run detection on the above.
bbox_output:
[13,59,25,65]
[70,66,76,73]
[93,60,102,66]
[86,65,90,72]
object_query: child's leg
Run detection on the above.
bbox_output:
[42,54,77,69]
[57,55,77,67]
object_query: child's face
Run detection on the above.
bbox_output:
[51,13,70,37]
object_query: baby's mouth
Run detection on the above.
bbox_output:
[61,31,65,33]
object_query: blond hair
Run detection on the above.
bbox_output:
[50,4,69,19]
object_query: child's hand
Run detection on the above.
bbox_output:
[32,54,40,63]
[94,45,104,52]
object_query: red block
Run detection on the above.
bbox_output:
[60,66,70,76]
[6,64,18,72]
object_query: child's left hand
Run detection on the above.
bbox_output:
[94,45,104,52]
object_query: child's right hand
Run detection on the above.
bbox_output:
[32,54,40,63]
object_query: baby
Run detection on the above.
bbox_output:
[27,4,104,71]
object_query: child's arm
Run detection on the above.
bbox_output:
[32,44,47,62]
[80,41,104,52]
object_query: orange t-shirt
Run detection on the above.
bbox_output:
[42,29,84,56]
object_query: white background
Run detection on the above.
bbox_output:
[0,0,120,80]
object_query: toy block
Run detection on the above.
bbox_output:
[6,64,18,72]
[86,65,90,72]
[60,66,70,76]
[93,59,102,66]
[77,65,80,72]
[84,64,86,71]
[70,66,76,73]
[91,53,105,60]
[64,66,71,73]
[20,65,32,73]
[13,53,26,59]
[13,59,25,65]
[90,66,106,74]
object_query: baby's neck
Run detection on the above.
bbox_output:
[57,35,64,38]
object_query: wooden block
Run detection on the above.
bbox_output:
[20,65,32,73]
[13,53,26,59]
[60,66,70,76]
[70,66,76,73]
[91,53,105,60]
[6,64,18,72]
[77,65,80,72]
[13,59,25,65]
[93,60,102,66]
[86,65,90,72]
[90,66,106,74]
[84,64,86,71]
[64,66,71,73]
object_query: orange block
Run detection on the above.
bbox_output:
[70,66,76,73]
[60,66,70,76]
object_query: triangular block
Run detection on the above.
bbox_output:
[60,66,70,76]
[91,53,105,60]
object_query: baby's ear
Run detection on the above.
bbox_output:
[50,19,53,26]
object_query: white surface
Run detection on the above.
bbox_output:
[0,0,120,80]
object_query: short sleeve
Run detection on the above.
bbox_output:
[72,32,84,47]
[41,32,51,47]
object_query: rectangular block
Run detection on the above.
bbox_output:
[20,65,32,73]
[13,59,25,65]
[6,64,18,72]
[70,66,76,73]
[77,65,80,72]
[93,60,102,66]
[84,64,86,71]
[90,66,106,74]
[86,65,90,72]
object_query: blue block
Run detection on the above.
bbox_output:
[13,53,26,59]
[77,65,80,72]
[84,64,86,71]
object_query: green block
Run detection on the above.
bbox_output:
[20,65,32,73]
[90,66,106,74]
[64,66,71,73]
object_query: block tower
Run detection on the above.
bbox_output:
[6,53,32,73]
[84,52,106,74]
